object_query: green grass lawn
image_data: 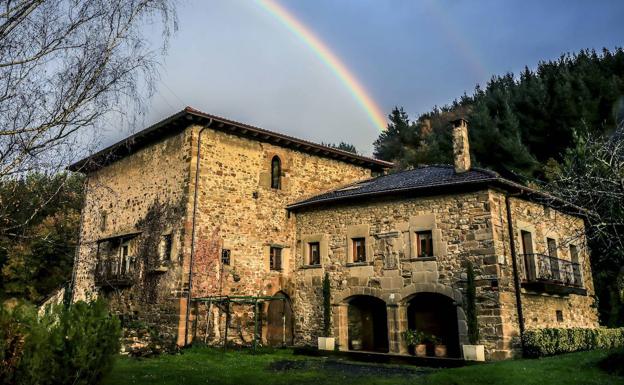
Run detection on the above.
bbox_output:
[102,347,622,385]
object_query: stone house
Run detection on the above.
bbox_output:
[69,108,598,360]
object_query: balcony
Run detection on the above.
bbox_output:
[95,258,136,288]
[520,253,586,296]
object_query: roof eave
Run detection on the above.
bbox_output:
[68,107,394,173]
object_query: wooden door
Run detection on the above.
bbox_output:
[266,293,293,346]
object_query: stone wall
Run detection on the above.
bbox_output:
[489,191,599,343]
[291,188,599,360]
[72,128,194,344]
[292,190,502,356]
[183,125,374,344]
[72,122,377,347]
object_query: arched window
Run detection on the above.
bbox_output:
[271,156,281,189]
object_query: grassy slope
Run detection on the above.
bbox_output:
[102,348,621,385]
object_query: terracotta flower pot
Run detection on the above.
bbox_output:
[434,344,447,357]
[414,344,427,357]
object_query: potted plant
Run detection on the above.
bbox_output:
[318,273,335,350]
[432,335,447,357]
[462,262,485,361]
[403,329,427,357]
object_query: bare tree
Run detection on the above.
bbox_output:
[0,0,177,232]
[546,120,624,324]
[0,0,177,177]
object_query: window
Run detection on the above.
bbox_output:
[270,247,282,271]
[416,231,433,257]
[556,310,564,323]
[521,231,536,281]
[100,211,107,232]
[120,242,130,274]
[159,234,173,261]
[308,242,321,265]
[352,238,366,263]
[221,249,231,266]
[569,245,582,286]
[271,156,281,189]
[546,238,560,280]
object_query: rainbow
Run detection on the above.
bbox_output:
[256,0,387,132]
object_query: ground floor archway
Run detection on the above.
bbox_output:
[266,292,294,346]
[406,292,460,358]
[347,295,389,353]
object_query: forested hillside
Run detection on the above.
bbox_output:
[374,48,624,181]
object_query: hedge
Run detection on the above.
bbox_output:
[522,327,624,358]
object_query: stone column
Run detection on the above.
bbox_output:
[333,303,349,351]
[387,303,408,354]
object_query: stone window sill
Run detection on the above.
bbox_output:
[300,264,322,270]
[403,256,437,262]
[346,261,371,267]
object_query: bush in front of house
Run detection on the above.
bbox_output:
[1,299,121,385]
[522,327,624,358]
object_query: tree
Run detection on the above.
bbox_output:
[546,121,624,326]
[0,0,178,178]
[0,173,83,302]
[322,141,359,154]
[373,49,624,181]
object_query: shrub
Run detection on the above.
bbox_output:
[522,327,624,358]
[465,262,479,344]
[1,299,121,385]
[322,273,331,337]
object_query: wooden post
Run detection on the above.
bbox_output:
[253,299,259,350]
[204,299,213,344]
[223,298,230,349]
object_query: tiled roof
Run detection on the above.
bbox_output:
[287,165,510,210]
[68,107,393,172]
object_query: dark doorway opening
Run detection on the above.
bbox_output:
[266,292,293,346]
[407,292,460,358]
[347,295,389,353]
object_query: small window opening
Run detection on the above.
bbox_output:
[556,310,564,322]
[270,247,282,271]
[221,249,231,266]
[416,231,433,257]
[160,234,173,262]
[309,242,321,265]
[352,238,366,263]
[271,156,281,189]
[100,211,107,232]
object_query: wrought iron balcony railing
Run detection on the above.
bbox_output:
[95,257,136,288]
[520,253,585,295]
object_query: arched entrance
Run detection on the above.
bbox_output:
[266,292,293,346]
[347,295,389,352]
[407,292,460,357]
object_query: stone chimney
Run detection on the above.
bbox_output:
[451,118,471,173]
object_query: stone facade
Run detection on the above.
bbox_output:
[72,119,377,346]
[71,110,599,360]
[290,189,599,360]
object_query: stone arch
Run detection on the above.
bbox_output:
[399,283,468,355]
[333,286,388,305]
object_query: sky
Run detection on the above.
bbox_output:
[109,0,624,156]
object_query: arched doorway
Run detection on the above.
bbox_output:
[407,292,460,357]
[266,292,294,346]
[347,295,389,352]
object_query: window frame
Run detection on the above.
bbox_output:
[352,237,366,263]
[270,156,281,189]
[221,249,231,266]
[270,246,282,271]
[308,242,321,266]
[159,233,173,262]
[415,230,434,258]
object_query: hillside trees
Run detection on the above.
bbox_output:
[374,48,624,181]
